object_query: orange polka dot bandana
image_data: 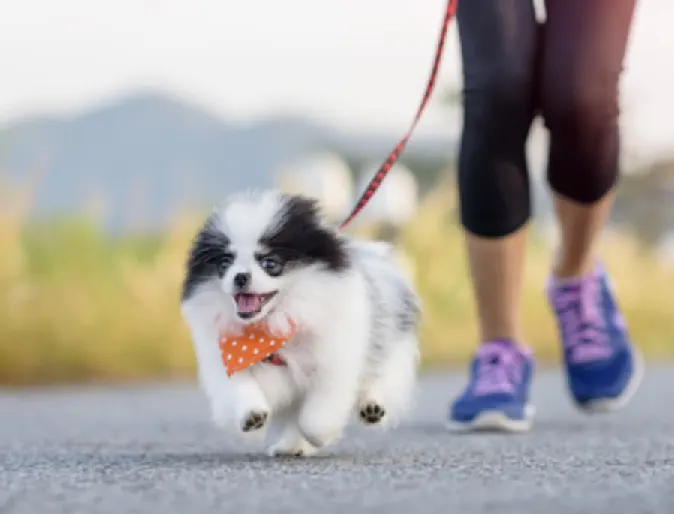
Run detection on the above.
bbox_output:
[218,321,296,377]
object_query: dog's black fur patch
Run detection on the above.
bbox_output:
[181,214,232,300]
[261,195,349,273]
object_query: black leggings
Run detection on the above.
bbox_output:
[456,0,638,237]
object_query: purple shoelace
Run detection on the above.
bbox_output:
[548,271,613,364]
[473,341,527,396]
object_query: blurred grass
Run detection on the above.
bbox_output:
[1,182,672,385]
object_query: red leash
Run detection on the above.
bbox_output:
[339,0,458,230]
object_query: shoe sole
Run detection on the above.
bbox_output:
[576,347,645,414]
[445,404,536,433]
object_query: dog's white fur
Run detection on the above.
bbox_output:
[180,190,421,456]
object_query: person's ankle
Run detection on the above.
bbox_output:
[553,264,592,280]
[551,251,598,280]
[479,337,527,350]
[478,339,534,361]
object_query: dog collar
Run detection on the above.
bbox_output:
[218,321,294,376]
[262,353,287,367]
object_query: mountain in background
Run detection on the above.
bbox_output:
[0,92,454,231]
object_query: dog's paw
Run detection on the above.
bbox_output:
[240,409,269,433]
[297,414,342,448]
[359,401,387,425]
[267,438,318,458]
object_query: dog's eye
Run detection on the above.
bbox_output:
[258,253,284,277]
[218,252,235,275]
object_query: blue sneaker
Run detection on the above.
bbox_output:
[546,263,644,412]
[447,340,535,432]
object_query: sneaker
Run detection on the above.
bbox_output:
[447,340,535,432]
[546,263,644,413]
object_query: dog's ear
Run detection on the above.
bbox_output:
[280,193,321,217]
[261,195,349,272]
[181,213,231,301]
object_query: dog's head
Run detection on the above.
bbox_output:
[181,190,349,324]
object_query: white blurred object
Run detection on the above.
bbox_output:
[533,0,547,22]
[352,163,419,227]
[275,152,354,221]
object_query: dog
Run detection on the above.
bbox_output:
[180,189,421,457]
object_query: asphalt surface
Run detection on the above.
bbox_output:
[1,365,672,514]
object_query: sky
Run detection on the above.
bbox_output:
[1,0,673,164]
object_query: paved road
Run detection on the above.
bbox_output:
[1,366,672,514]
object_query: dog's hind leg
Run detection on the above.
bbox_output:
[266,415,319,458]
[358,335,419,427]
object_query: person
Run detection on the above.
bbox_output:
[447,0,643,432]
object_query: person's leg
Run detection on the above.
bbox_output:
[551,194,614,279]
[448,0,538,432]
[464,230,527,343]
[541,0,643,411]
[543,0,637,278]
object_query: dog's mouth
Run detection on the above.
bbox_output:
[233,292,278,319]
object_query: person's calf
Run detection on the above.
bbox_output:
[551,191,614,279]
[464,227,528,344]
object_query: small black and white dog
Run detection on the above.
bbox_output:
[180,190,421,456]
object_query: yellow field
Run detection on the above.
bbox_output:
[1,183,672,385]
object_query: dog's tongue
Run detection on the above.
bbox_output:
[236,294,262,313]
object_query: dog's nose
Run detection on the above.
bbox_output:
[233,272,251,289]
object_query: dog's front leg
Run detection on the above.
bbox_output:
[226,370,271,434]
[181,301,270,435]
[296,329,368,449]
[194,336,270,433]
